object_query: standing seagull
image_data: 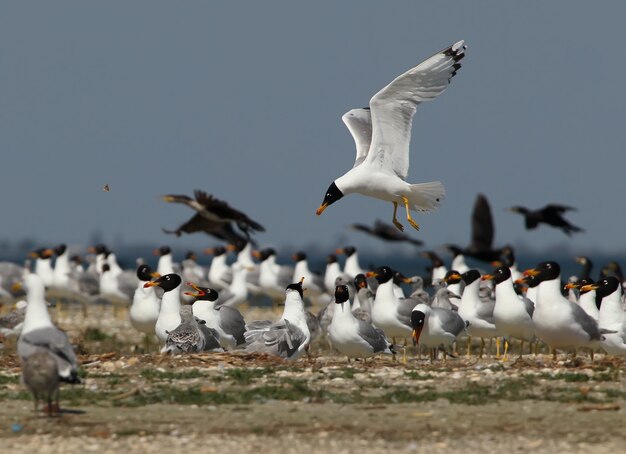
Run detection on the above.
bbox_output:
[509,204,583,236]
[316,41,467,231]
[525,261,602,358]
[17,273,80,414]
[329,285,395,361]
[244,278,311,360]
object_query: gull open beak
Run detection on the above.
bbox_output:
[316,203,328,216]
[184,282,205,298]
[143,281,159,288]
[412,327,422,345]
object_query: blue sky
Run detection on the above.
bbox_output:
[2,1,625,257]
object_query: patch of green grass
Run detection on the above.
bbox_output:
[378,388,438,404]
[0,375,20,385]
[225,367,275,384]
[83,327,114,342]
[140,368,205,381]
[404,371,436,380]
[441,383,493,405]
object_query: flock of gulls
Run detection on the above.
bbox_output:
[0,40,620,417]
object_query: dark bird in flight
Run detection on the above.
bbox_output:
[161,190,265,246]
[508,204,583,236]
[350,220,424,246]
[447,193,505,263]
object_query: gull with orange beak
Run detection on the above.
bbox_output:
[485,266,535,359]
[565,279,599,322]
[316,41,467,231]
[528,261,603,360]
[329,285,395,361]
[129,265,162,350]
[587,277,626,356]
[185,282,246,350]
[411,303,467,361]
[369,266,418,362]
[145,273,183,343]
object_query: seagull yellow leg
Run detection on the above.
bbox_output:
[401,196,420,231]
[502,339,509,361]
[495,337,501,358]
[519,339,524,359]
[391,202,404,232]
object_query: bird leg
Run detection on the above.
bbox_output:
[392,337,397,362]
[519,339,524,359]
[401,196,420,231]
[402,338,408,364]
[466,336,472,357]
[502,339,509,362]
[479,338,485,358]
[391,202,404,232]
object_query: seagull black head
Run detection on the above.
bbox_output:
[144,273,181,292]
[334,285,350,304]
[54,244,67,256]
[367,266,393,284]
[535,261,561,282]
[154,245,172,257]
[354,273,368,289]
[460,269,481,285]
[411,310,426,344]
[286,277,305,298]
[588,277,621,299]
[327,254,338,264]
[292,251,307,262]
[481,266,510,285]
[137,264,160,281]
[316,182,344,216]
[443,270,462,285]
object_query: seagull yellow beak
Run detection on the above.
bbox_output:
[580,283,599,292]
[316,203,328,216]
[162,196,176,203]
[523,268,540,277]
[481,274,495,281]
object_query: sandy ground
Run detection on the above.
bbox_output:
[1,304,624,453]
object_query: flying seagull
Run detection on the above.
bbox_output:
[316,40,467,231]
[350,220,424,246]
[508,204,583,236]
[162,190,264,245]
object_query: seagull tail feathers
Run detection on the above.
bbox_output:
[407,181,445,213]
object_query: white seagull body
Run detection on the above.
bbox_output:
[316,41,466,231]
